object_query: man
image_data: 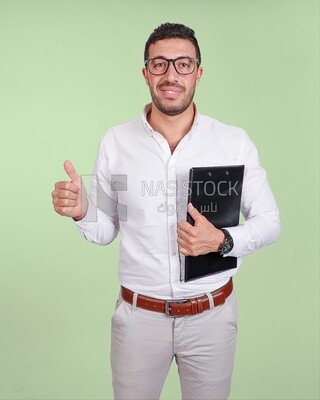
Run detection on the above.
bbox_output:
[52,23,280,400]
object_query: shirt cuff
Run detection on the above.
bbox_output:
[221,225,250,258]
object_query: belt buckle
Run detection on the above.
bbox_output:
[165,299,188,317]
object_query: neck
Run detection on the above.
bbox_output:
[147,103,195,147]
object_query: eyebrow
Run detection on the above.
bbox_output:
[149,55,194,59]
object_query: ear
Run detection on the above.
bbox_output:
[195,66,203,86]
[142,67,150,86]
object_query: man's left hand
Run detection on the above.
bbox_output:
[177,203,225,256]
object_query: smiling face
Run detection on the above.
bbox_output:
[142,38,203,116]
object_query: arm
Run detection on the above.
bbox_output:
[177,138,280,258]
[223,140,280,257]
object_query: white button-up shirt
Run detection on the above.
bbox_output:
[75,104,280,299]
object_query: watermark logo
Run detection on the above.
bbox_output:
[81,175,240,221]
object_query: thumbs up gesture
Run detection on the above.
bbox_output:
[51,160,88,221]
[177,203,225,256]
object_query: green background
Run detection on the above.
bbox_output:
[0,0,319,399]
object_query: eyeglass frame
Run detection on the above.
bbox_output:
[144,56,200,76]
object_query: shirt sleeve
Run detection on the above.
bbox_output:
[224,131,281,258]
[74,134,120,245]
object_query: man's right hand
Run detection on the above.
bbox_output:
[52,160,88,221]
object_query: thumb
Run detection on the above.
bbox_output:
[64,160,80,183]
[187,203,203,224]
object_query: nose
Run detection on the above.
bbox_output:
[165,60,179,82]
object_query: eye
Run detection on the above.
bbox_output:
[150,59,167,70]
[177,58,192,70]
[154,62,166,68]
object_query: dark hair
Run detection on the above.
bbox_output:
[144,22,201,64]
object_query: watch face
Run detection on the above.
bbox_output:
[225,241,232,252]
[221,243,230,255]
[220,232,234,255]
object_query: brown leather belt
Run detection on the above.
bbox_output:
[121,278,233,317]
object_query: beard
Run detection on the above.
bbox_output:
[149,82,196,116]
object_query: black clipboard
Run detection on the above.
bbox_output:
[184,165,244,282]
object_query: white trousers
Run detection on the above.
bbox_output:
[111,291,238,400]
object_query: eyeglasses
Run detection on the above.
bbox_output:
[144,57,199,75]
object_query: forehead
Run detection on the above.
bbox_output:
[148,38,196,59]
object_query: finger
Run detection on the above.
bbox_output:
[177,236,186,247]
[177,234,196,248]
[187,203,203,225]
[55,206,75,217]
[179,246,189,256]
[52,189,78,200]
[54,181,80,193]
[52,197,78,208]
[177,220,195,235]
[64,160,81,183]
[177,226,194,241]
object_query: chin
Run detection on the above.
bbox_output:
[162,108,188,116]
[155,100,192,116]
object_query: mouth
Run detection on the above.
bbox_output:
[160,85,183,99]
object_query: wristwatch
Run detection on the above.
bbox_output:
[218,229,234,255]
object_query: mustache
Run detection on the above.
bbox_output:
[158,81,185,90]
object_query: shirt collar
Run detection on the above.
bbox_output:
[142,103,153,136]
[142,103,199,137]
